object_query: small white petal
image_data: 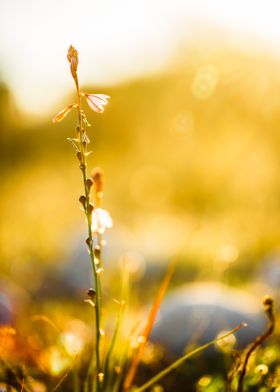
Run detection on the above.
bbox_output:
[91,208,113,235]
[86,94,110,113]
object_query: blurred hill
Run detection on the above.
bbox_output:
[1,46,280,286]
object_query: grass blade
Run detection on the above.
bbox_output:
[103,268,128,390]
[134,323,247,392]
[123,257,177,391]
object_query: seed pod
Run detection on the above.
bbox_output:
[76,151,82,162]
[94,246,101,259]
[86,237,93,248]
[86,178,93,190]
[79,195,86,207]
[87,288,96,299]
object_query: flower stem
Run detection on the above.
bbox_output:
[75,78,102,391]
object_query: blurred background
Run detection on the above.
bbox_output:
[1,0,280,286]
[0,0,280,391]
[0,1,280,378]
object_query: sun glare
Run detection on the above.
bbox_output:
[1,0,280,116]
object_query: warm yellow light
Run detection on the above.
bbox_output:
[192,65,219,100]
[198,375,212,387]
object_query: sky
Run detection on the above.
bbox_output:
[1,0,280,116]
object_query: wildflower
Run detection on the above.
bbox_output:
[53,104,77,123]
[83,93,110,113]
[91,208,113,235]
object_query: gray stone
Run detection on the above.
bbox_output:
[150,282,266,356]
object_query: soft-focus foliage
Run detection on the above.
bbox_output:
[1,46,280,281]
[0,41,280,391]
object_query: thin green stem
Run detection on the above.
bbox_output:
[73,367,79,392]
[74,78,102,391]
[134,324,246,392]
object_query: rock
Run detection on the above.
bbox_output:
[257,253,280,292]
[150,282,266,356]
[0,291,13,325]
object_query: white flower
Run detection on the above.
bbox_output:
[91,208,113,235]
[84,93,110,113]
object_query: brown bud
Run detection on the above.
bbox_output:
[91,167,105,195]
[89,203,94,214]
[67,45,78,63]
[79,195,86,206]
[94,246,101,259]
[87,288,96,299]
[86,237,93,248]
[86,178,93,190]
[76,151,82,162]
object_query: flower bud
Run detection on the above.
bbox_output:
[94,246,101,259]
[81,131,90,145]
[86,178,93,190]
[87,288,96,299]
[86,237,93,248]
[76,152,82,162]
[67,45,79,80]
[79,195,86,207]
